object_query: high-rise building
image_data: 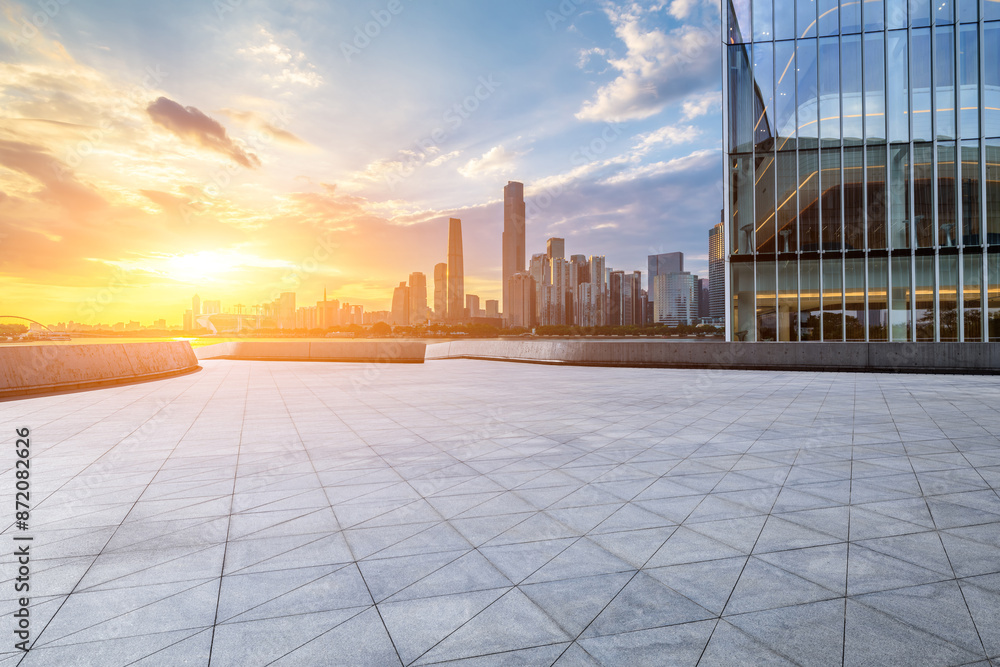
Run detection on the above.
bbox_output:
[541,258,570,325]
[529,253,548,324]
[446,218,464,322]
[466,294,480,319]
[485,299,499,318]
[278,292,296,329]
[203,300,221,315]
[653,272,698,326]
[610,270,643,326]
[192,294,201,317]
[724,0,999,342]
[699,277,711,319]
[501,181,525,322]
[183,309,193,331]
[709,218,725,320]
[507,273,537,327]
[587,256,607,327]
[647,253,683,295]
[317,289,339,328]
[409,272,427,324]
[434,262,447,320]
[391,282,409,326]
[546,237,565,260]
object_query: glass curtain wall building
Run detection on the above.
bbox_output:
[723,0,1000,341]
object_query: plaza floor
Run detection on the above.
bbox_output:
[2,359,1000,666]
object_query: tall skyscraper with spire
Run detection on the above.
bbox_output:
[446,218,464,322]
[501,181,525,323]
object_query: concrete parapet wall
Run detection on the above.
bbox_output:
[196,340,426,363]
[0,342,200,399]
[424,340,1000,373]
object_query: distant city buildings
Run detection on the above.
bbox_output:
[433,263,447,321]
[501,181,525,324]
[391,282,409,325]
[446,218,464,322]
[408,272,427,324]
[708,218,725,321]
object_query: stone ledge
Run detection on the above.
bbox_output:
[196,340,426,363]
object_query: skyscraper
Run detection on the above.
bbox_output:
[466,294,480,319]
[647,253,683,295]
[446,218,464,322]
[653,272,698,326]
[709,219,725,320]
[546,237,565,260]
[501,181,525,322]
[192,294,201,317]
[408,272,427,324]
[724,0,999,342]
[699,277,711,319]
[391,282,409,326]
[434,263,447,320]
[507,273,536,328]
[278,292,295,329]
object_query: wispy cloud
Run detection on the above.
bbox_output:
[147,97,260,168]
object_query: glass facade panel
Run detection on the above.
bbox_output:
[778,259,799,340]
[988,140,1000,245]
[863,0,884,32]
[914,142,935,246]
[819,37,841,143]
[756,154,777,253]
[887,31,909,143]
[822,149,843,249]
[841,35,864,143]
[911,0,931,26]
[797,39,819,145]
[800,149,821,249]
[798,0,818,37]
[961,141,980,245]
[732,261,756,340]
[774,41,798,150]
[729,0,752,42]
[935,26,956,140]
[844,147,865,249]
[911,28,933,141]
[987,24,1000,137]
[885,0,907,28]
[819,0,840,35]
[890,144,911,248]
[822,255,845,339]
[754,42,775,152]
[776,152,799,251]
[939,141,958,246]
[867,145,888,248]
[732,155,755,254]
[940,254,959,340]
[869,256,888,340]
[800,258,822,339]
[891,256,912,340]
[754,0,773,40]
[958,0,976,21]
[915,255,936,339]
[729,45,755,152]
[987,0,1000,20]
[989,254,1000,340]
[864,33,886,142]
[845,257,867,338]
[843,0,863,32]
[775,0,795,39]
[757,260,777,339]
[958,26,978,140]
[935,0,954,24]
[964,253,982,340]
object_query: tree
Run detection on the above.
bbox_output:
[370,321,392,337]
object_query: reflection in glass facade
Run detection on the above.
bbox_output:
[725,0,1000,341]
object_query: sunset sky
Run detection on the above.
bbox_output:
[0,0,723,325]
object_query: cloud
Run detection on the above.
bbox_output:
[681,90,721,119]
[0,139,106,211]
[221,109,310,147]
[427,150,461,167]
[633,123,702,155]
[458,145,522,178]
[575,4,719,122]
[600,147,717,184]
[147,97,260,168]
[238,26,323,89]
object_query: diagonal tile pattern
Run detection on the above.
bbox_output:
[1,359,1000,665]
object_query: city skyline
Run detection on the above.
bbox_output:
[0,1,723,325]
